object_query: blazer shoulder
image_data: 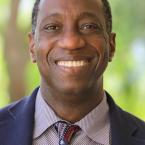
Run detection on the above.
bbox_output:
[107,92,145,141]
[0,96,31,120]
[0,87,38,120]
[120,107,145,131]
[107,92,145,128]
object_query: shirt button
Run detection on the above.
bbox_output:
[60,139,67,145]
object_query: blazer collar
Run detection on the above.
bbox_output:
[107,92,145,145]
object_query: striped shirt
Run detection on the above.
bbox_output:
[33,89,111,145]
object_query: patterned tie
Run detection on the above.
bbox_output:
[54,121,80,145]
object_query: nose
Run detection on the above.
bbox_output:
[58,31,85,50]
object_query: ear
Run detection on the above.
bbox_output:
[109,32,116,62]
[28,32,37,63]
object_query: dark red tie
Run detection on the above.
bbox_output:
[54,121,80,145]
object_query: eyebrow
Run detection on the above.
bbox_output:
[78,12,102,27]
[40,13,62,25]
[43,12,99,20]
[44,13,62,19]
[78,12,99,19]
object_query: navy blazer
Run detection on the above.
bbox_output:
[0,87,145,145]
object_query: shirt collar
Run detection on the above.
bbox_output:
[76,93,110,144]
[33,89,60,138]
[33,89,110,144]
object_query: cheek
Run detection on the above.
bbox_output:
[96,41,109,66]
[35,36,55,61]
[88,36,109,58]
[35,41,50,75]
[88,37,109,75]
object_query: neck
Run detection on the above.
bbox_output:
[40,78,104,123]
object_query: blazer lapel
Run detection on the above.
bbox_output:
[107,93,145,145]
[0,87,38,145]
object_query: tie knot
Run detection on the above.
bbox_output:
[54,121,80,145]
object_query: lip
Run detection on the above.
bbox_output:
[54,55,94,63]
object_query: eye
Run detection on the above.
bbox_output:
[80,23,101,34]
[43,24,61,32]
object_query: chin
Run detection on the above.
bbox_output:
[56,82,92,96]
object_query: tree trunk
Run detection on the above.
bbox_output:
[4,0,28,102]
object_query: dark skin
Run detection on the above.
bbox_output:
[28,0,116,123]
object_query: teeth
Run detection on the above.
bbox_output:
[57,60,88,67]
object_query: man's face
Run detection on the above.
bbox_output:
[29,0,115,96]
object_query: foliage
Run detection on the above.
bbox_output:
[105,0,145,119]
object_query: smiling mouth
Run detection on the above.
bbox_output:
[56,60,89,67]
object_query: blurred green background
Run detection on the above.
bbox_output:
[0,0,145,120]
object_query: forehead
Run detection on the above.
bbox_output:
[38,0,104,20]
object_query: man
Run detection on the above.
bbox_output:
[0,0,145,144]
